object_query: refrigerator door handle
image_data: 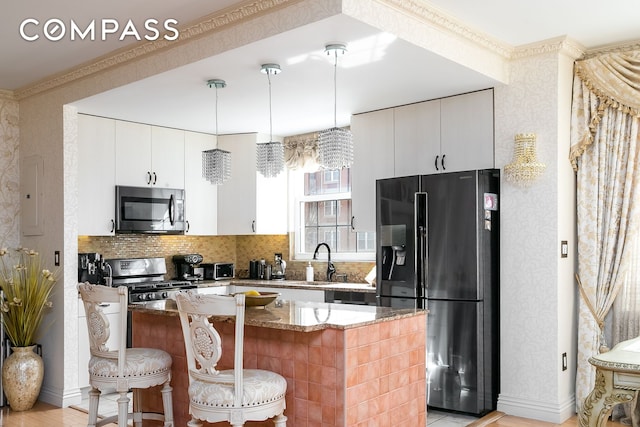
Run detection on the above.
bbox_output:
[415,192,428,299]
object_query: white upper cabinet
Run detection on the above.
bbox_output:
[439,89,494,173]
[184,131,218,235]
[394,99,441,176]
[78,114,116,236]
[115,121,185,188]
[217,133,287,235]
[350,89,494,231]
[350,108,395,232]
[151,126,185,188]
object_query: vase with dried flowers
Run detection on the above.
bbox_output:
[0,248,57,411]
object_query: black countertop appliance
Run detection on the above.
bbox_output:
[173,253,204,281]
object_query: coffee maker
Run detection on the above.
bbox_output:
[173,254,204,281]
[78,252,107,285]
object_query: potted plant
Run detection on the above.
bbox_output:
[0,248,57,411]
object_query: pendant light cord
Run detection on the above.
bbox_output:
[333,49,338,128]
[267,70,273,142]
[215,84,219,135]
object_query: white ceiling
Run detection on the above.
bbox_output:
[3,0,640,137]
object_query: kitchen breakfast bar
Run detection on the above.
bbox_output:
[130,297,427,426]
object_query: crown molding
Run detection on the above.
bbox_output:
[13,0,300,101]
[0,90,16,101]
[511,36,585,61]
[379,0,513,59]
[582,39,640,59]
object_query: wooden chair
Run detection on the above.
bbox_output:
[78,282,174,427]
[175,291,287,427]
[580,335,640,427]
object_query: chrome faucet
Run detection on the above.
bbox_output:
[313,242,336,282]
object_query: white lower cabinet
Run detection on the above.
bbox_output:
[195,285,229,295]
[231,285,325,303]
[77,300,122,393]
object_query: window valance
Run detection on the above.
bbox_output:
[570,51,640,170]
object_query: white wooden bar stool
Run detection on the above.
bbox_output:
[78,282,174,427]
[175,291,287,427]
[580,336,640,427]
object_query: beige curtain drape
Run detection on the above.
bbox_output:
[570,51,640,413]
[284,131,319,172]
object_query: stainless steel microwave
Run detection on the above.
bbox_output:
[115,186,186,234]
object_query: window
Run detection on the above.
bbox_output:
[292,168,375,260]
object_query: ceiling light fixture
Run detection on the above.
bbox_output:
[202,79,231,185]
[318,43,353,170]
[504,133,546,186]
[256,63,284,178]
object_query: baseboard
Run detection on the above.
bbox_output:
[38,385,83,408]
[497,393,576,423]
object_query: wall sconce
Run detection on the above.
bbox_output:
[202,79,231,185]
[504,133,546,186]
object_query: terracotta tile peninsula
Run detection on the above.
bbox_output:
[131,296,427,426]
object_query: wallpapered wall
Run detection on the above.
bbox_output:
[78,234,375,283]
[0,94,20,250]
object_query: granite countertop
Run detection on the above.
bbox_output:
[129,297,424,332]
[197,279,376,293]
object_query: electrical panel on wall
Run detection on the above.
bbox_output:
[21,155,44,236]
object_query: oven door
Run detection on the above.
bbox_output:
[115,186,185,234]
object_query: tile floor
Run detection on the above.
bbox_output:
[428,409,481,426]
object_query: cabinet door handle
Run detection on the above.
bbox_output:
[110,219,115,233]
[186,221,190,233]
[351,216,355,230]
[441,154,446,171]
[251,220,256,233]
[152,172,157,185]
[147,171,152,184]
[435,155,439,171]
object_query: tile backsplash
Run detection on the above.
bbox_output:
[78,234,375,283]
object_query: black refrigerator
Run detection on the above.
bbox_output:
[376,169,499,416]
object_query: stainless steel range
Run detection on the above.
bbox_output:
[105,257,197,303]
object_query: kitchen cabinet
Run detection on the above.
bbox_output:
[439,89,494,173]
[78,114,116,235]
[184,131,218,235]
[231,285,325,303]
[77,299,122,393]
[115,121,185,188]
[394,99,441,176]
[350,89,494,231]
[350,108,395,232]
[216,133,287,235]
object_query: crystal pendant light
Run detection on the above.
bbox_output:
[202,79,231,185]
[256,64,284,178]
[318,43,353,170]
